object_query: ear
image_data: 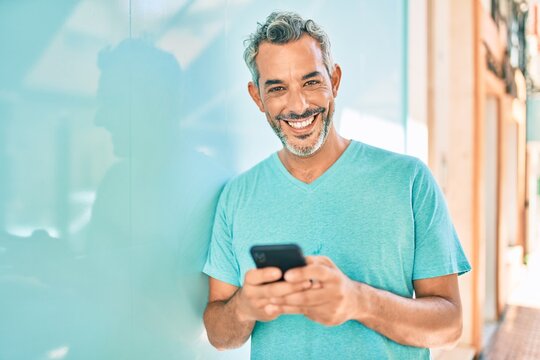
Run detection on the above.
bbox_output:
[330,64,342,97]
[248,81,265,112]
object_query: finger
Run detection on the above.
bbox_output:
[276,305,304,315]
[253,297,271,309]
[280,289,330,306]
[264,304,281,316]
[245,267,282,285]
[284,264,333,283]
[306,255,335,267]
[260,280,312,298]
[310,279,323,289]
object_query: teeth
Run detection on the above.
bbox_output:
[287,115,315,129]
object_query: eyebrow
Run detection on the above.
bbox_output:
[302,71,322,80]
[263,71,323,89]
[263,79,284,88]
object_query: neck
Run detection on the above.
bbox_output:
[278,126,350,184]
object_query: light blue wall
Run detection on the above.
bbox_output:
[0,1,407,359]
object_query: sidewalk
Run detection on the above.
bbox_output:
[480,251,540,359]
[507,251,540,309]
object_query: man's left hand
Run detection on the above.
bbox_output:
[271,255,360,326]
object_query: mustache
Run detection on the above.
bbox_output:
[276,107,325,121]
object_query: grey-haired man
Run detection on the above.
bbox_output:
[202,11,470,359]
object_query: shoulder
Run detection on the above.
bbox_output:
[217,154,275,205]
[351,141,423,179]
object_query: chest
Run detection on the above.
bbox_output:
[230,181,416,293]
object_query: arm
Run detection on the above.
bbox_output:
[353,273,462,348]
[203,268,312,350]
[203,279,253,350]
[276,256,463,349]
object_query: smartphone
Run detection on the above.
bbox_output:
[250,244,306,281]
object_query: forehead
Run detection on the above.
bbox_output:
[255,35,326,83]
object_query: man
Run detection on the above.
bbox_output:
[203,11,471,359]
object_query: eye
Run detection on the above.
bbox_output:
[268,86,286,93]
[304,80,320,87]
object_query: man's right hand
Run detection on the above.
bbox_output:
[234,267,312,322]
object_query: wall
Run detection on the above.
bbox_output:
[408,0,429,163]
[0,1,407,359]
[428,0,476,348]
[484,96,498,326]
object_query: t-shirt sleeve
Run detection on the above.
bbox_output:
[202,183,241,287]
[411,161,471,280]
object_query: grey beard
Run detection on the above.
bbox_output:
[269,110,332,157]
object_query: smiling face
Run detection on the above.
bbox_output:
[248,35,341,157]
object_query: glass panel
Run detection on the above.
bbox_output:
[0,1,407,358]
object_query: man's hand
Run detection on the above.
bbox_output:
[235,266,313,322]
[272,256,359,326]
[268,255,463,348]
[203,267,312,350]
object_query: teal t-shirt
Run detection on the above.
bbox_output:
[203,140,471,360]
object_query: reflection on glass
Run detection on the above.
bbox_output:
[0,1,407,359]
[87,38,228,358]
[0,35,228,360]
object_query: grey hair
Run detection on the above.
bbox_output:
[243,11,334,86]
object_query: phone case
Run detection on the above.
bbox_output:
[250,244,306,280]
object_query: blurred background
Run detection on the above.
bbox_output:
[0,0,539,359]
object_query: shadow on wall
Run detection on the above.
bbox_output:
[0,39,231,359]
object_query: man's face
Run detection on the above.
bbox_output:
[248,35,341,157]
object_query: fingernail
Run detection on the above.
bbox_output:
[284,272,294,281]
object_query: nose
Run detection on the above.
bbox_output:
[285,88,308,117]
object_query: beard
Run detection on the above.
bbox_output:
[268,105,333,157]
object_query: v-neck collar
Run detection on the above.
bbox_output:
[271,140,358,192]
